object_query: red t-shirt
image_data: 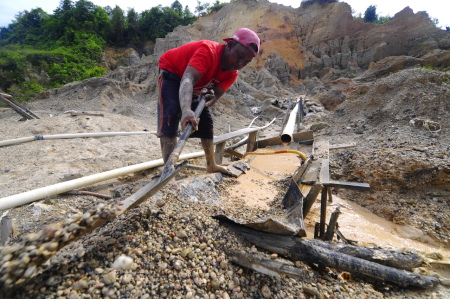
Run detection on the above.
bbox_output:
[159,40,238,94]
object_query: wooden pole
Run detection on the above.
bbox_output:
[319,186,327,238]
[214,215,439,289]
[303,183,323,218]
[323,207,341,241]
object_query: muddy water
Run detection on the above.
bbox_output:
[228,149,301,209]
[228,147,450,277]
[303,186,449,254]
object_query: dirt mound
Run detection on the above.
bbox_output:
[299,68,450,246]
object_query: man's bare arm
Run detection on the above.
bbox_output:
[179,66,202,130]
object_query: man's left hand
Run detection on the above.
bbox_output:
[204,93,219,107]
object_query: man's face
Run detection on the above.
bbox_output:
[222,42,254,72]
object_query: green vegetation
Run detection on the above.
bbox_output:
[0,0,228,101]
[363,5,377,23]
[359,5,392,24]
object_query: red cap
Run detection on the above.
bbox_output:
[223,28,260,57]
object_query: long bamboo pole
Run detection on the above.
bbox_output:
[280,99,301,144]
[0,151,204,211]
[0,131,157,147]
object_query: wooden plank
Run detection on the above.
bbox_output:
[215,215,439,289]
[302,183,323,218]
[256,135,281,148]
[324,181,371,191]
[214,141,226,164]
[319,186,328,237]
[213,127,260,144]
[6,96,40,119]
[1,216,13,246]
[185,164,207,171]
[282,179,306,237]
[302,159,321,184]
[313,139,329,159]
[70,111,104,117]
[330,143,357,150]
[319,158,330,184]
[323,207,341,241]
[246,131,257,153]
[225,148,243,159]
[293,157,312,184]
[0,95,38,120]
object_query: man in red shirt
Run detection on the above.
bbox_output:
[158,28,260,175]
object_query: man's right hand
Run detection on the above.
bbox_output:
[181,109,199,131]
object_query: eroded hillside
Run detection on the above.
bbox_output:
[1,0,450,298]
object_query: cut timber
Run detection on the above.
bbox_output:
[224,148,243,159]
[69,111,104,117]
[214,142,226,164]
[227,249,309,278]
[313,139,329,159]
[246,131,257,152]
[302,159,321,184]
[325,181,371,191]
[227,161,249,178]
[304,239,424,271]
[319,186,328,237]
[185,164,207,171]
[303,183,323,218]
[214,215,439,288]
[213,119,276,145]
[319,159,330,184]
[293,157,312,183]
[323,207,341,241]
[63,190,112,199]
[329,143,357,150]
[281,179,306,237]
[0,95,39,120]
[0,216,13,246]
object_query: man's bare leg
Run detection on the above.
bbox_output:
[201,138,232,175]
[160,136,177,163]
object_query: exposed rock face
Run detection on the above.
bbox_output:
[151,0,449,86]
[101,48,142,70]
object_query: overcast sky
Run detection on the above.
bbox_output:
[1,0,449,29]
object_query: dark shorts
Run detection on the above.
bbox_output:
[157,70,214,139]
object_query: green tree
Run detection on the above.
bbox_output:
[195,1,211,16]
[110,6,125,46]
[364,5,378,23]
[125,8,141,46]
[182,6,197,25]
[1,8,49,45]
[0,0,199,99]
[140,5,187,41]
[171,0,183,13]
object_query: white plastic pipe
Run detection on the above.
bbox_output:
[0,131,157,147]
[281,99,301,143]
[0,151,204,211]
